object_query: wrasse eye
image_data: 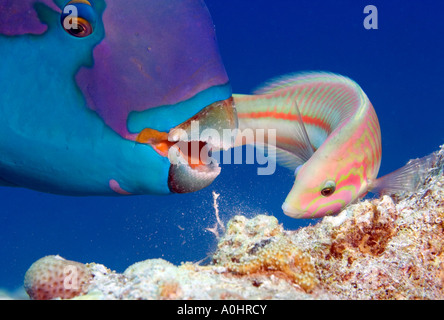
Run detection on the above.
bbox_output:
[61,0,96,38]
[321,180,336,197]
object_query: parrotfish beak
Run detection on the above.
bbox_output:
[137,97,237,193]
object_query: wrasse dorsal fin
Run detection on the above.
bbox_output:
[371,151,439,195]
[253,71,341,95]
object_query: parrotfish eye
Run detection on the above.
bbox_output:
[61,0,97,38]
[320,180,336,197]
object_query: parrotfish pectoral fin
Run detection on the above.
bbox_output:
[371,151,439,195]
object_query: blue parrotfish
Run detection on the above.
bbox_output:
[234,72,437,218]
[0,0,237,195]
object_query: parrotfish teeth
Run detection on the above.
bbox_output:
[168,145,221,194]
[134,97,236,193]
[163,97,236,193]
[165,97,236,193]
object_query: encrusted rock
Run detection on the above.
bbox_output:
[22,146,444,300]
[212,215,318,292]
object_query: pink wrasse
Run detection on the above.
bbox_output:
[234,72,437,218]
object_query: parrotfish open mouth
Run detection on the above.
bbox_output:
[136,97,237,193]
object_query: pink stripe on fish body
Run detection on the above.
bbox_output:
[234,72,382,218]
[296,153,365,218]
[295,92,381,218]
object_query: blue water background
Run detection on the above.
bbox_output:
[1,0,443,292]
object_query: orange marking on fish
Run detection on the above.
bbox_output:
[136,128,172,157]
[136,128,208,169]
[238,111,332,133]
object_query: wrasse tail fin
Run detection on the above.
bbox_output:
[371,151,439,195]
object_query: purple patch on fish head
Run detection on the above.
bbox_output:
[0,0,60,35]
[75,0,229,138]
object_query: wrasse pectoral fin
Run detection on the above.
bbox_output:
[266,99,315,171]
[233,89,314,172]
[287,99,315,162]
[371,151,439,195]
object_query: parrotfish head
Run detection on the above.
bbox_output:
[1,0,236,195]
[69,0,238,194]
[282,145,370,219]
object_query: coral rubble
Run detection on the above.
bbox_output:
[292,146,444,299]
[212,215,318,292]
[22,146,444,299]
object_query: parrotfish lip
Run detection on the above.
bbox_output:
[167,97,237,193]
[168,144,222,193]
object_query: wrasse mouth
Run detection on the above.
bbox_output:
[136,97,237,193]
[282,202,307,219]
